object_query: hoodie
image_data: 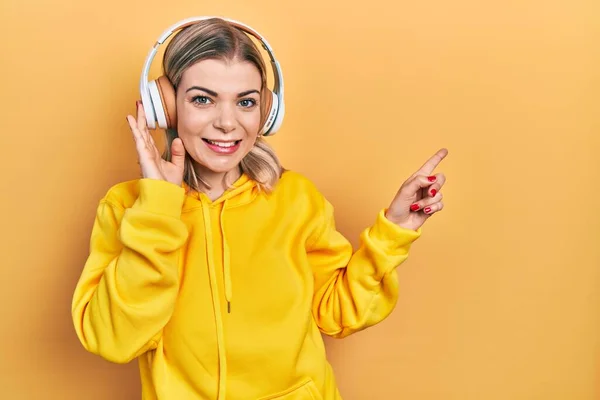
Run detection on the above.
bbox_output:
[71,170,421,399]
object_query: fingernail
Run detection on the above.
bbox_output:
[430,189,437,196]
[428,176,436,182]
[424,207,432,214]
[410,204,420,211]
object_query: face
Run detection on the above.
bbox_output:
[175,58,263,179]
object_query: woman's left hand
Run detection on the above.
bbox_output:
[384,148,448,231]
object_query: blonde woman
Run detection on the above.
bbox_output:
[72,17,448,400]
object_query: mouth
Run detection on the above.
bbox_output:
[202,138,242,154]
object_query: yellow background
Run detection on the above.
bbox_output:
[1,0,599,398]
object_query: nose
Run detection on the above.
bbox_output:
[213,103,236,133]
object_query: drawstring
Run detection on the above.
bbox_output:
[194,175,252,399]
[220,199,232,313]
[200,199,227,400]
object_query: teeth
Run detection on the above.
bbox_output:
[207,140,237,148]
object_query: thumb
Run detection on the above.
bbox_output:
[170,138,186,169]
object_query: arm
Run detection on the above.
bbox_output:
[309,148,449,338]
[308,197,421,339]
[71,179,188,363]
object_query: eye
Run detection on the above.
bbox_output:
[191,95,212,105]
[239,99,257,108]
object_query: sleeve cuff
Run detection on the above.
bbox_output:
[133,179,186,218]
[367,208,422,253]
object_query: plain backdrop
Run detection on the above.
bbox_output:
[1,0,599,399]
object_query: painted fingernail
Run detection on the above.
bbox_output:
[428,176,437,182]
[430,189,437,196]
[410,204,420,211]
[424,207,432,213]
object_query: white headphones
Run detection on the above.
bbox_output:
[139,16,285,136]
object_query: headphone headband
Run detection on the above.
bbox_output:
[140,16,285,135]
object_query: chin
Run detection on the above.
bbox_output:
[192,153,245,174]
[207,162,241,174]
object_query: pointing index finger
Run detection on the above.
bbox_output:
[414,148,448,176]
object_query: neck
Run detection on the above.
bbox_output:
[194,163,242,201]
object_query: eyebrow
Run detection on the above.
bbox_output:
[185,86,260,97]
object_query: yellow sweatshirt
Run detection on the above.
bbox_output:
[71,170,421,399]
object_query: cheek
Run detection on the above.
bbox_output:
[177,107,211,136]
[241,110,262,135]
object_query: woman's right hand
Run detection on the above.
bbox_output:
[126,101,186,186]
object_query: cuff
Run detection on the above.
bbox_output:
[367,208,422,253]
[134,178,186,218]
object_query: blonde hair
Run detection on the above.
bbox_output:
[161,17,282,193]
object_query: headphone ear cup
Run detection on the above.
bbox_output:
[268,91,284,135]
[148,76,177,129]
[155,76,177,129]
[260,89,279,136]
[148,80,166,129]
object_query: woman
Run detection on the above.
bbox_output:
[71,17,447,400]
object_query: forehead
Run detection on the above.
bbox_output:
[179,59,262,93]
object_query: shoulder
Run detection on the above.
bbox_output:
[277,169,321,192]
[273,170,337,244]
[267,170,330,223]
[274,170,325,203]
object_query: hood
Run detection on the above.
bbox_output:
[181,172,259,211]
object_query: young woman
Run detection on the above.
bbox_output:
[71,16,447,400]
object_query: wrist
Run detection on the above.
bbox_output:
[384,210,419,231]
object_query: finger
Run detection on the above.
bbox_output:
[135,101,151,143]
[410,191,443,212]
[127,113,155,158]
[170,138,186,169]
[413,148,448,177]
[404,174,438,197]
[146,128,157,147]
[126,115,143,142]
[137,102,159,153]
[423,201,444,215]
[426,173,446,197]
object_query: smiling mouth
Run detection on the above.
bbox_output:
[202,139,242,148]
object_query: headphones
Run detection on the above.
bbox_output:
[139,16,285,136]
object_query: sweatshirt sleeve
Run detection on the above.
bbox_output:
[71,179,189,364]
[308,197,421,339]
